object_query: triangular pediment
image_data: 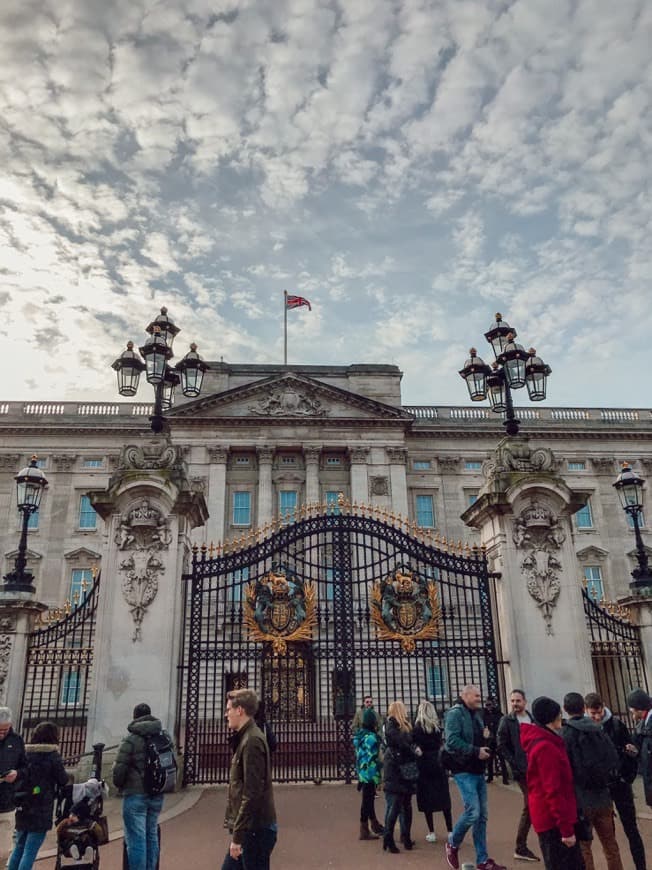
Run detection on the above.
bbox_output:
[170,374,412,422]
[576,545,609,561]
[4,548,42,561]
[64,547,102,562]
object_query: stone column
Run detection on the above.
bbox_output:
[462,435,594,701]
[257,447,274,526]
[386,447,409,517]
[349,447,370,505]
[621,598,652,689]
[206,446,228,544]
[304,446,321,504]
[0,595,47,717]
[87,436,207,746]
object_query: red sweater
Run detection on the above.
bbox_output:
[521,722,577,838]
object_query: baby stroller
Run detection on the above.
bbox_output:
[54,744,110,869]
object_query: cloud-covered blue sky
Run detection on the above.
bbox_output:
[1,0,651,407]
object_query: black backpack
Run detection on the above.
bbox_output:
[13,760,44,811]
[568,723,618,790]
[143,732,177,796]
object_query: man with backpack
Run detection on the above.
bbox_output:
[113,703,177,870]
[586,691,646,870]
[628,688,652,809]
[562,692,623,870]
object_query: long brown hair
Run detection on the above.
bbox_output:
[387,700,411,732]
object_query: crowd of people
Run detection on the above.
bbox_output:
[352,685,652,870]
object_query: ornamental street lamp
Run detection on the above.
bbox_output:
[459,312,552,436]
[111,307,208,434]
[613,462,652,592]
[3,457,48,593]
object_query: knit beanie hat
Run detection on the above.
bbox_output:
[531,696,561,726]
[627,688,652,711]
[362,709,377,730]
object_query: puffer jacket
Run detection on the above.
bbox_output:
[14,743,68,832]
[0,727,27,813]
[353,728,381,785]
[112,714,167,796]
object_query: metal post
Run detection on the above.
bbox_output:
[630,509,652,590]
[150,382,167,435]
[3,508,35,592]
[502,378,521,437]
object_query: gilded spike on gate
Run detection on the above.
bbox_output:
[457,540,463,553]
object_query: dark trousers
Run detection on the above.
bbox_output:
[384,792,412,841]
[538,828,585,870]
[515,778,533,851]
[486,751,509,783]
[424,808,453,833]
[611,781,647,870]
[360,782,378,823]
[221,828,277,870]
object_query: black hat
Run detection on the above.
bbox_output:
[627,688,652,711]
[531,696,561,726]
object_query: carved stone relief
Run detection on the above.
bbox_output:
[0,615,17,633]
[303,446,322,464]
[482,436,557,486]
[0,454,21,470]
[512,500,566,636]
[590,456,615,474]
[349,447,370,465]
[369,476,390,497]
[437,456,460,473]
[52,454,77,472]
[386,447,408,465]
[248,385,328,417]
[0,634,12,705]
[119,441,180,471]
[256,447,275,464]
[207,446,229,464]
[115,498,172,642]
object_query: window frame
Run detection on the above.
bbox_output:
[279,489,298,522]
[413,460,432,471]
[583,565,604,602]
[567,461,586,471]
[575,500,594,529]
[232,490,252,526]
[78,494,97,530]
[415,493,436,528]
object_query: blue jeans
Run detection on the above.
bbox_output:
[384,792,412,841]
[8,830,46,870]
[123,793,164,870]
[449,773,488,864]
[221,826,277,870]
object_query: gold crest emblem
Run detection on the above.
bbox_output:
[371,567,441,653]
[244,569,317,654]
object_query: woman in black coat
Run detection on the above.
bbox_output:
[8,721,68,870]
[413,700,452,842]
[382,700,422,854]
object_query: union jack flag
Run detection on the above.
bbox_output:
[286,294,312,311]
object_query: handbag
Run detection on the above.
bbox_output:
[398,760,419,782]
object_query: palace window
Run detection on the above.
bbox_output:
[70,568,93,606]
[83,459,103,468]
[34,458,46,469]
[228,567,250,602]
[280,456,297,465]
[464,460,482,471]
[326,456,341,466]
[413,460,431,470]
[627,509,645,529]
[279,490,298,522]
[584,566,604,602]
[60,670,81,706]
[575,500,594,529]
[466,492,479,507]
[79,495,97,530]
[235,456,250,466]
[416,494,435,528]
[232,491,251,526]
[27,509,39,530]
[427,662,449,700]
[325,491,340,514]
[568,461,586,471]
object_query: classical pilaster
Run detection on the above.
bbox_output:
[0,597,47,716]
[462,435,594,700]
[206,446,228,544]
[349,447,370,505]
[303,446,321,504]
[386,447,408,517]
[257,447,274,526]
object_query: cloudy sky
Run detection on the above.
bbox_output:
[1,0,651,408]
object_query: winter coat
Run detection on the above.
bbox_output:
[14,743,68,833]
[352,706,380,734]
[496,711,532,781]
[443,702,486,775]
[224,718,276,844]
[112,714,167,796]
[634,713,652,806]
[383,717,419,796]
[353,728,381,785]
[0,727,27,813]
[521,723,578,839]
[562,715,619,811]
[600,708,638,785]
[412,724,451,813]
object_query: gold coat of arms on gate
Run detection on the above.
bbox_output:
[371,567,441,653]
[244,569,317,654]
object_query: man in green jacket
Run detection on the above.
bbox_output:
[223,689,277,870]
[113,703,167,870]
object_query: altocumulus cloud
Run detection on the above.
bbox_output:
[0,0,650,406]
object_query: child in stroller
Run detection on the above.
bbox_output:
[55,776,108,868]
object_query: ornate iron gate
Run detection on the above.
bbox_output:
[583,589,648,723]
[20,575,99,765]
[180,504,500,785]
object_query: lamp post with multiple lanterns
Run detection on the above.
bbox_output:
[111,307,208,434]
[459,313,552,436]
[3,457,48,593]
[613,462,652,593]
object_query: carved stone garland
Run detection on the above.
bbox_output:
[115,498,172,642]
[0,633,13,705]
[512,500,566,636]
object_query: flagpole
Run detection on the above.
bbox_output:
[283,290,288,366]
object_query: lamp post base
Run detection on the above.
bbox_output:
[2,570,36,594]
[629,571,652,593]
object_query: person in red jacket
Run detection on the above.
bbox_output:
[520,697,583,870]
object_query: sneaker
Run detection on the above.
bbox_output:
[425,832,437,843]
[83,846,95,862]
[446,841,460,869]
[514,846,540,862]
[69,845,81,860]
[477,861,507,870]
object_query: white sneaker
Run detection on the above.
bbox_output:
[83,846,95,862]
[425,832,437,843]
[69,845,81,860]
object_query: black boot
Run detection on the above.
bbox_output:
[400,833,414,850]
[370,818,384,836]
[382,834,399,854]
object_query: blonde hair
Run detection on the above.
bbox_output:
[387,700,411,732]
[415,700,440,734]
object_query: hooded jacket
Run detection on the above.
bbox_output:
[0,726,27,813]
[521,722,577,838]
[599,707,638,785]
[112,714,167,796]
[14,743,68,832]
[562,715,619,811]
